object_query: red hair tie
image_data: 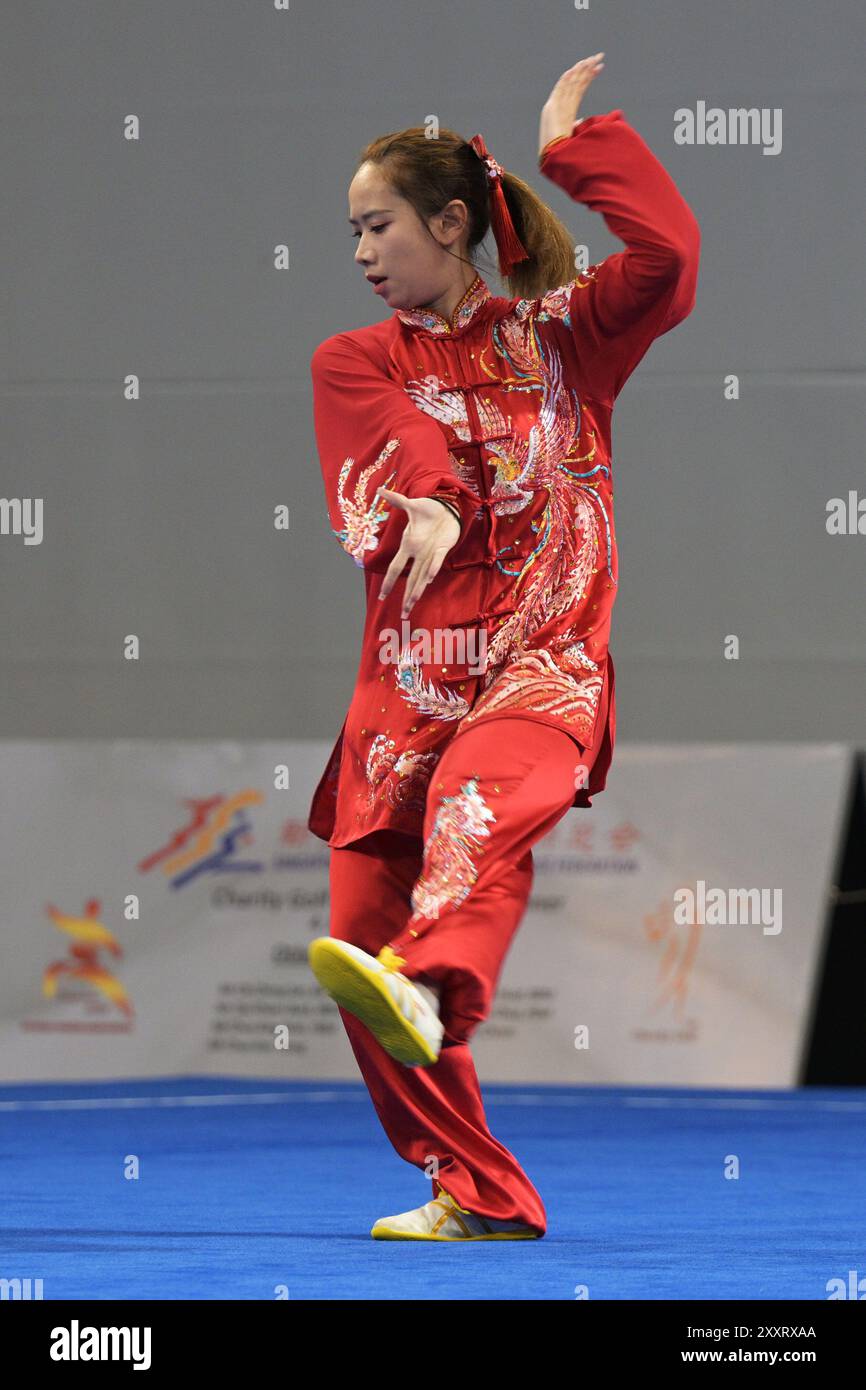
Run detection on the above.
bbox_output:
[468,133,529,278]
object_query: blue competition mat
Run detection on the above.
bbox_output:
[1,1077,861,1300]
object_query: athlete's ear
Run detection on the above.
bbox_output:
[433,199,470,246]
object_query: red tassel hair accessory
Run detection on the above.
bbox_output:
[467,133,529,277]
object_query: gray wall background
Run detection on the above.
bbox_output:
[3,1,864,746]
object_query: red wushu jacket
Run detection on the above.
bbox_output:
[308,109,700,848]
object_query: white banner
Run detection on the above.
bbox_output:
[0,741,849,1088]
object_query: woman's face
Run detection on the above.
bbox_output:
[348,160,468,311]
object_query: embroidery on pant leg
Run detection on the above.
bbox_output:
[408,777,496,924]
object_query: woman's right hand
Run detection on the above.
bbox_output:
[375,488,461,619]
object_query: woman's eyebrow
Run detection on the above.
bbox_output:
[348,208,395,225]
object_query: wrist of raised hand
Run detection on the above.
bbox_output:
[539,119,585,163]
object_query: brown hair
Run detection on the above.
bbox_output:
[355,125,578,300]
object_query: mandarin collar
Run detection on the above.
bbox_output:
[396,274,492,338]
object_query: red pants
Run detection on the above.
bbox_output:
[328,716,582,1235]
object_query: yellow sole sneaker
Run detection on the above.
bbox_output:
[308,937,442,1067]
[370,1187,542,1240]
[370,1223,540,1241]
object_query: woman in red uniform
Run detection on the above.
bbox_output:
[307,54,700,1240]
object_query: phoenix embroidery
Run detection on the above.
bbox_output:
[409,778,497,923]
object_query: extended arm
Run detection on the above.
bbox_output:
[538,108,701,401]
[310,332,480,569]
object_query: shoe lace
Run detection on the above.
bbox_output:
[377,945,407,972]
[436,1183,471,1215]
[433,1185,491,1237]
[376,944,423,1024]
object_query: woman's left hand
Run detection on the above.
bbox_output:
[538,52,605,157]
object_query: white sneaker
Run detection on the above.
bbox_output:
[308,938,444,1067]
[371,1184,541,1241]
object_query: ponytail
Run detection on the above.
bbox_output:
[496,167,582,299]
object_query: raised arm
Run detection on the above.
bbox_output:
[310,332,480,570]
[538,112,700,402]
[535,64,700,402]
